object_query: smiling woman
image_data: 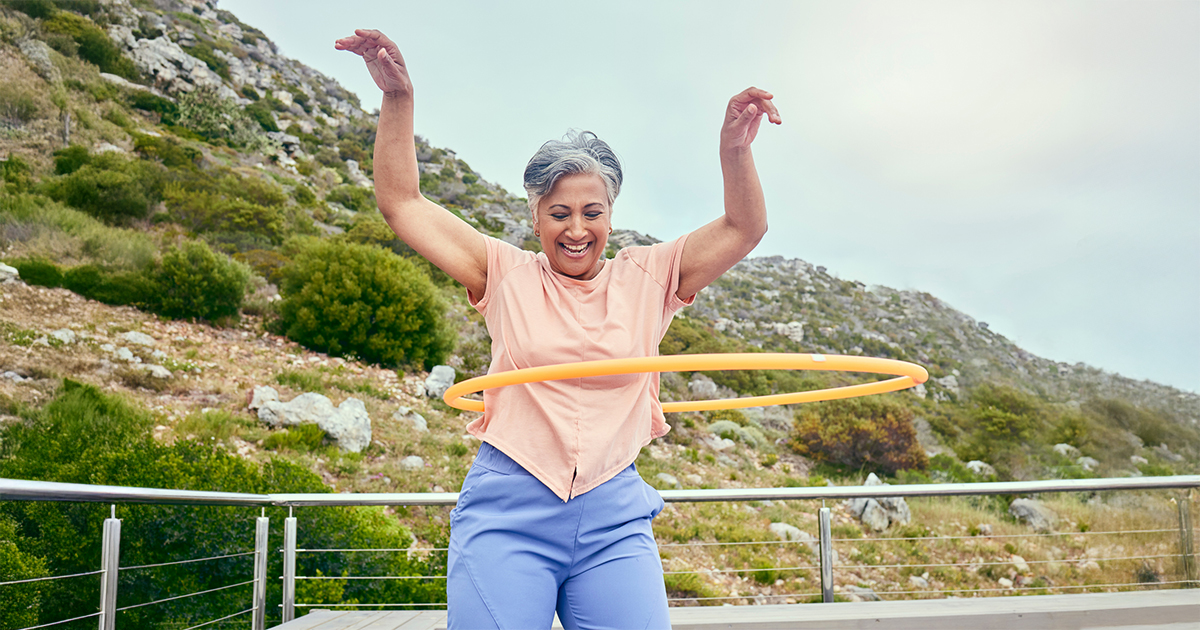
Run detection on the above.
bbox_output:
[335,26,780,630]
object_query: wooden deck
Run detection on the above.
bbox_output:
[277,589,1199,629]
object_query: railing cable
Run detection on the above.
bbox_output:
[120,551,255,571]
[115,579,256,611]
[849,553,1181,571]
[0,569,103,587]
[292,602,448,608]
[178,608,254,630]
[294,574,446,580]
[14,611,102,630]
[873,579,1193,597]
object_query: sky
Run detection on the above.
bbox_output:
[218,0,1200,394]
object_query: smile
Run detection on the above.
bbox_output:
[559,242,591,257]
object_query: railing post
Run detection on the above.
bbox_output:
[252,511,269,630]
[819,506,833,603]
[98,505,120,630]
[282,508,297,622]
[1178,495,1197,587]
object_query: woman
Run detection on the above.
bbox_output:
[336,29,780,630]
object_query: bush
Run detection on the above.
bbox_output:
[53,145,91,175]
[325,184,376,212]
[175,86,274,152]
[244,99,278,132]
[62,264,155,307]
[790,396,928,475]
[11,258,62,288]
[262,423,327,452]
[41,11,138,79]
[42,154,164,225]
[133,134,199,168]
[153,240,251,321]
[276,239,454,369]
[128,91,178,123]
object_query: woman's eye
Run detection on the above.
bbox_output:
[551,214,568,220]
[585,212,602,219]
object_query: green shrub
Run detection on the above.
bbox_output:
[0,515,46,627]
[276,239,454,369]
[326,184,376,212]
[153,240,251,321]
[233,248,291,285]
[62,264,155,307]
[164,184,286,243]
[42,154,164,225]
[790,396,928,475]
[127,91,178,123]
[175,86,274,152]
[11,258,62,288]
[133,134,199,168]
[52,145,91,175]
[0,83,48,126]
[708,419,760,448]
[262,423,326,452]
[41,11,138,79]
[245,99,278,132]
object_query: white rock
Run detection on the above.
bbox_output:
[908,575,930,589]
[1011,554,1030,573]
[2,371,26,382]
[966,460,996,477]
[684,474,703,486]
[392,406,428,432]
[100,343,115,353]
[121,331,156,347]
[94,142,125,154]
[1130,455,1149,465]
[32,336,49,347]
[769,522,803,541]
[1053,443,1081,458]
[655,473,681,489]
[141,364,172,379]
[0,263,19,282]
[50,329,76,344]
[998,577,1014,588]
[1075,456,1099,471]
[1009,498,1058,533]
[424,365,456,399]
[910,383,927,399]
[400,455,425,471]
[860,500,891,532]
[115,347,136,362]
[248,385,280,411]
[322,398,372,453]
[688,373,719,398]
[259,392,335,427]
[933,374,959,396]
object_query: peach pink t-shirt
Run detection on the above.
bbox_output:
[466,234,693,501]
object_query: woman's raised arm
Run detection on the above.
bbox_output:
[335,29,487,297]
[676,87,781,300]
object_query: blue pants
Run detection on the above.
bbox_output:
[447,443,671,630]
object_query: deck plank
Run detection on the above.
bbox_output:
[274,590,1200,630]
[281,610,355,630]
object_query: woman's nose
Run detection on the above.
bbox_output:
[566,215,586,238]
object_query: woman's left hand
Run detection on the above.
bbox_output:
[720,87,782,154]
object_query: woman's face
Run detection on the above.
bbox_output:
[533,173,611,280]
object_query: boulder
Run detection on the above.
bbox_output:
[860,500,891,532]
[908,575,930,589]
[121,331,156,347]
[17,39,59,84]
[2,371,27,382]
[140,364,172,379]
[688,373,719,398]
[1011,554,1030,574]
[769,522,804,542]
[654,473,681,489]
[257,392,372,452]
[393,406,429,433]
[1009,498,1058,533]
[1130,455,1149,465]
[424,365,456,399]
[684,474,703,486]
[966,460,996,477]
[848,473,911,531]
[0,263,18,282]
[321,398,371,453]
[50,329,76,344]
[248,385,279,410]
[1053,443,1081,458]
[400,455,425,471]
[1075,456,1099,471]
[842,585,880,602]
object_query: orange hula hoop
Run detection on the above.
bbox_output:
[442,353,928,413]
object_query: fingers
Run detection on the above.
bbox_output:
[730,86,782,125]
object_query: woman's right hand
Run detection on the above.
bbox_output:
[335,29,412,97]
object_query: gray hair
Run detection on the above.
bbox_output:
[523,130,622,213]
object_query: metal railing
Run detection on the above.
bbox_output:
[1,474,1197,627]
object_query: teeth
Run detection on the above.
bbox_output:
[562,243,589,255]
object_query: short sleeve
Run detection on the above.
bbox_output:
[468,236,537,315]
[624,234,694,315]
